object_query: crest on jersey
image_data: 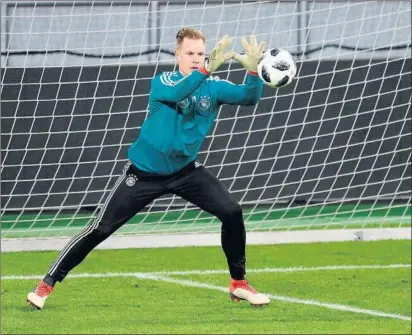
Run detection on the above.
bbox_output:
[125,175,137,187]
[198,96,210,111]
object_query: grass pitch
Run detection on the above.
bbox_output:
[1,240,411,334]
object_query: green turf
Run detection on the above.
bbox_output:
[1,240,411,334]
[2,204,411,238]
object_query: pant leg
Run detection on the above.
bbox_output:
[167,165,246,280]
[46,163,166,283]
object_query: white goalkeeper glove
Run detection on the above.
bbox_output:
[233,35,266,73]
[203,35,235,73]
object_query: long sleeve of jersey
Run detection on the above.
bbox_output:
[213,72,263,106]
[150,70,209,102]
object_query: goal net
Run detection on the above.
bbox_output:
[1,1,411,244]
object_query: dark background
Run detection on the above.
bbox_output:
[1,58,411,212]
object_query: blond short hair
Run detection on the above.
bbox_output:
[176,27,206,45]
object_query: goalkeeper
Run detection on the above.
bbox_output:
[27,28,270,308]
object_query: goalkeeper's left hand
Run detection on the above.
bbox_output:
[233,35,266,73]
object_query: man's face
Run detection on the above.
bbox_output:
[175,38,206,76]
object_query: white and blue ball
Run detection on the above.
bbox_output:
[257,48,297,88]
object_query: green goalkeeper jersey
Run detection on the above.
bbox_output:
[128,69,263,175]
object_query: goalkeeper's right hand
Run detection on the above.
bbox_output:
[201,35,235,74]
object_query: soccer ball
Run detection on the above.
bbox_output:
[257,48,297,88]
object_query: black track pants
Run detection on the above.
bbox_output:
[46,161,246,283]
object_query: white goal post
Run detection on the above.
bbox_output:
[1,1,411,251]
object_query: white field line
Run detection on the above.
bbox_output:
[141,274,412,322]
[2,263,410,280]
[3,264,411,321]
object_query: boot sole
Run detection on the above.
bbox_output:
[27,292,44,309]
[230,293,269,307]
[27,299,42,309]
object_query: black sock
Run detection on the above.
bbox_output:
[43,274,57,287]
